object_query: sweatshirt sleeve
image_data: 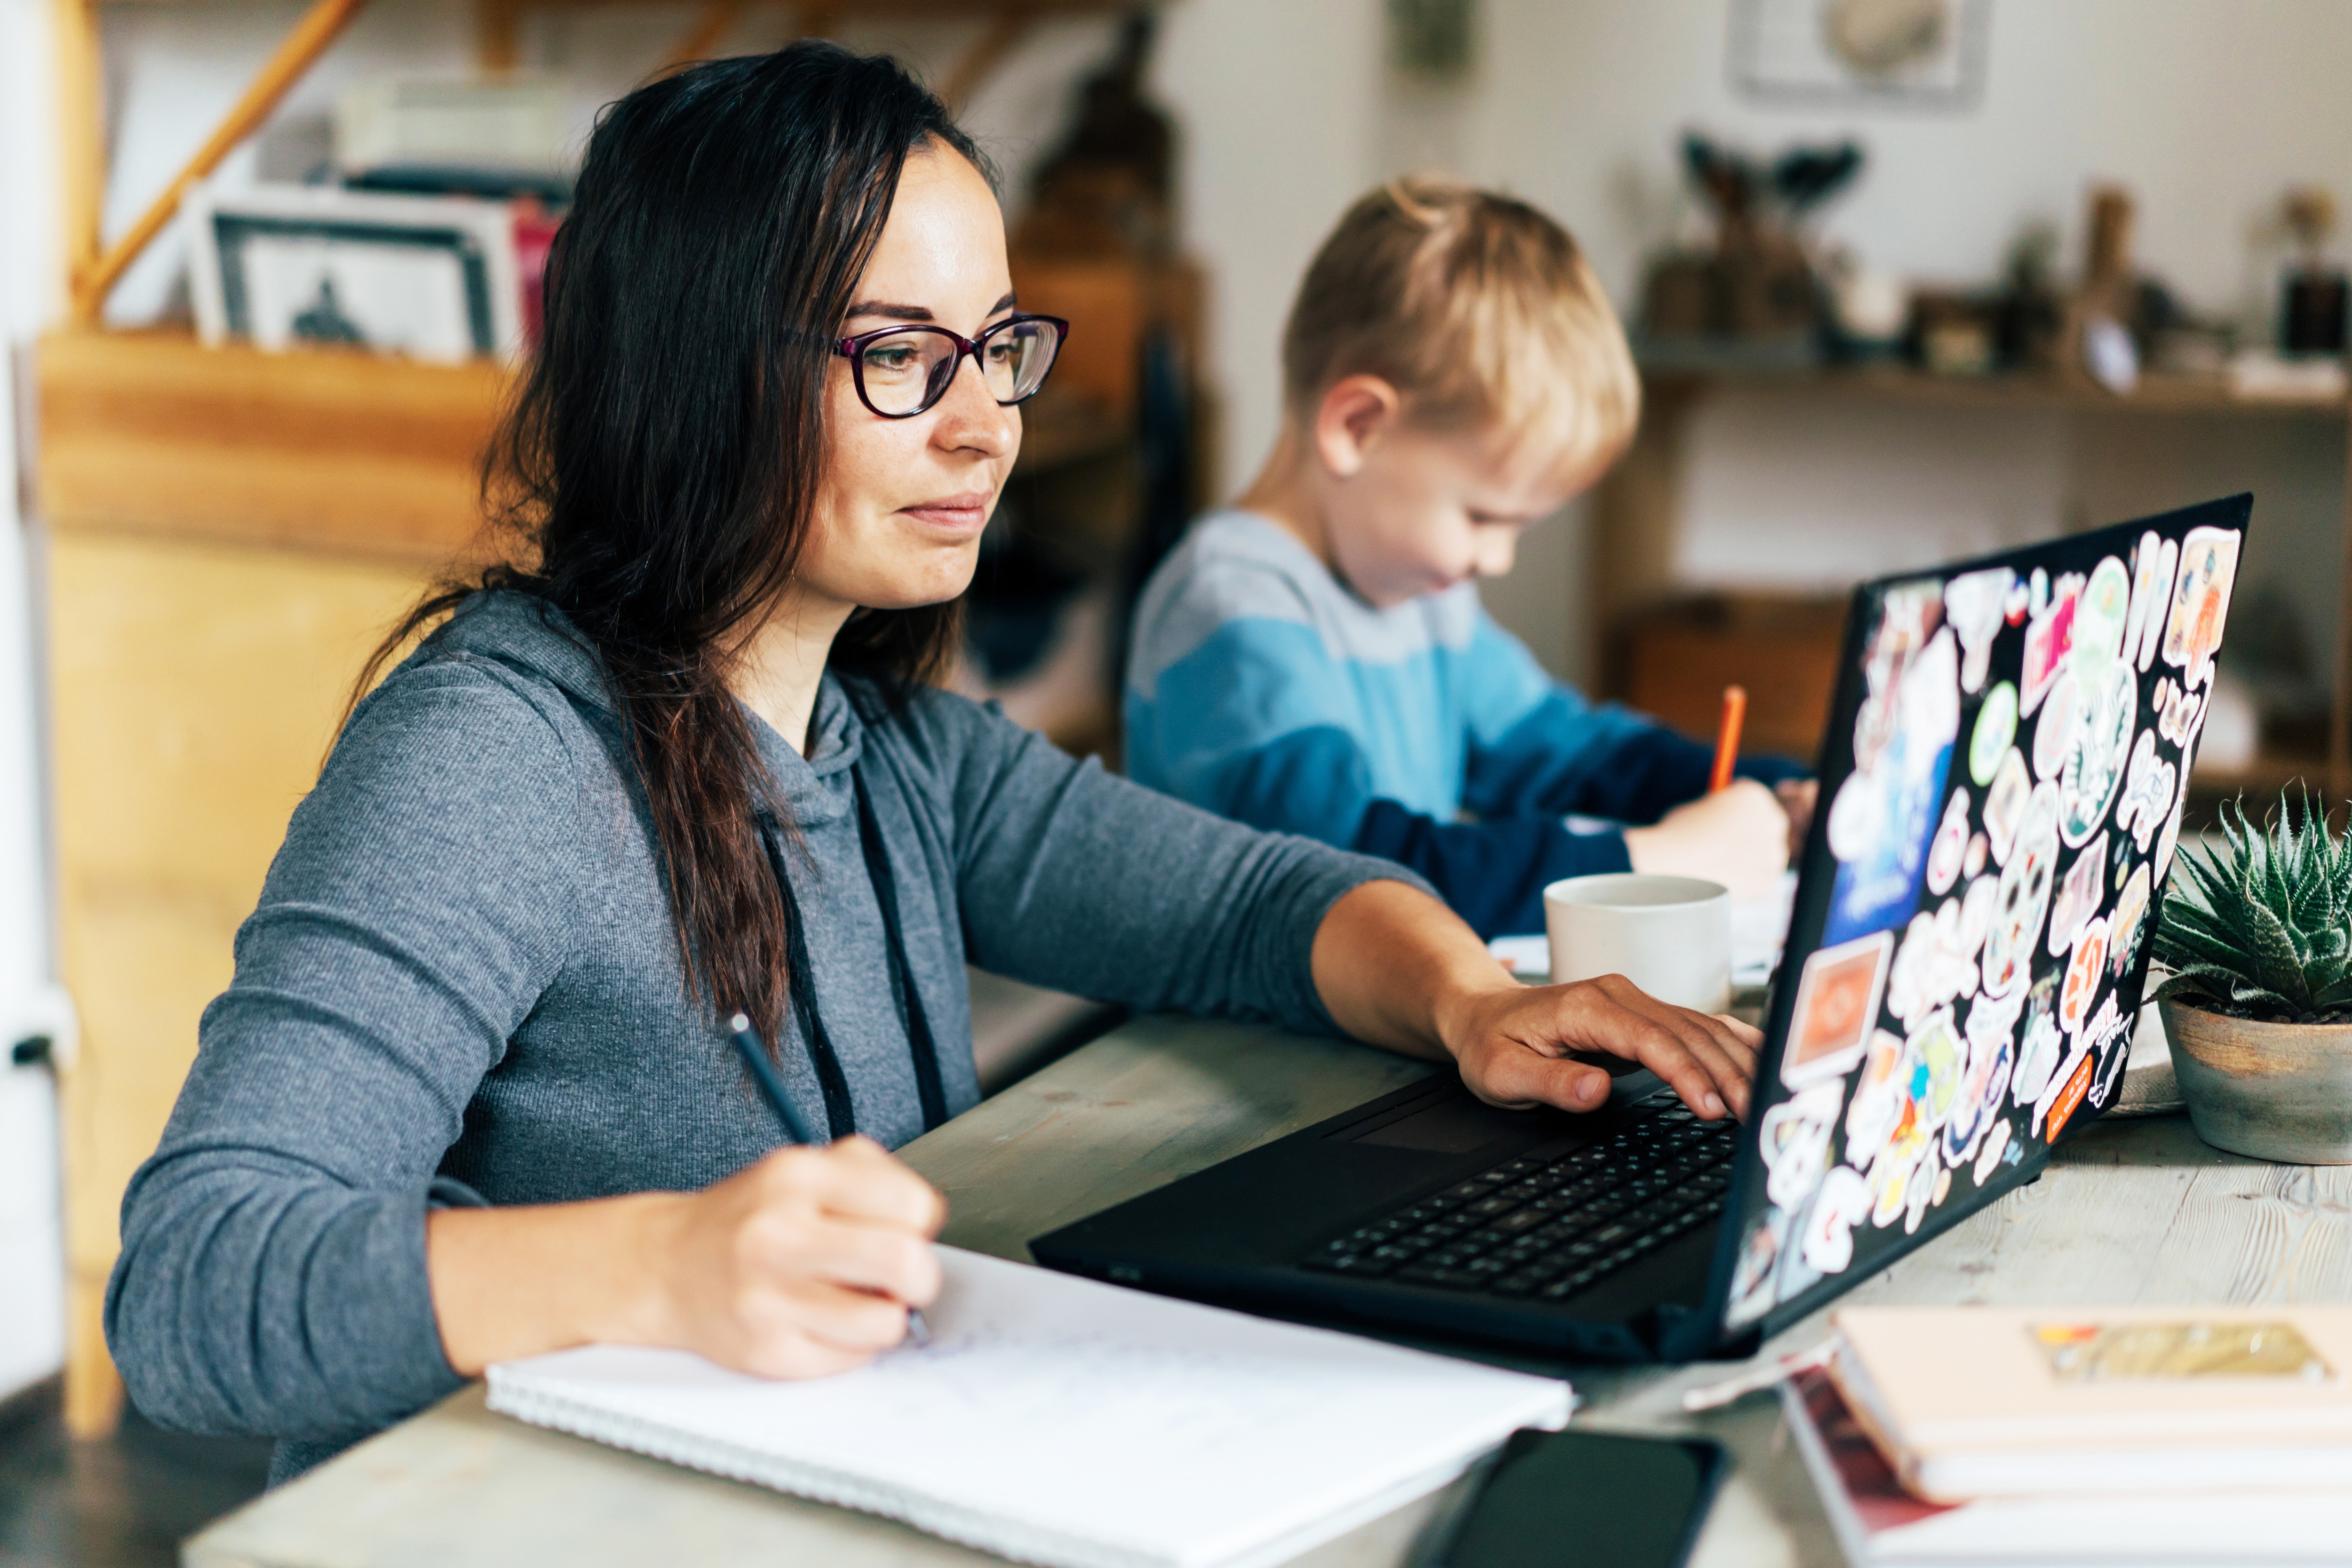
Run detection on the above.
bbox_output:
[924,693,1429,1035]
[104,656,586,1444]
[1460,609,1807,824]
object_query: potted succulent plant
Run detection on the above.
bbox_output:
[2153,790,2352,1163]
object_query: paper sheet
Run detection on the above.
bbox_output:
[488,1247,1571,1568]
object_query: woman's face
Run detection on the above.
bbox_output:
[802,143,1020,614]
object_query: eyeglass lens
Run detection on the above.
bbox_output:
[856,319,1062,416]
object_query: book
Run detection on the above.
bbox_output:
[1829,1305,2352,1502]
[485,1246,1572,1568]
[1782,1364,2352,1566]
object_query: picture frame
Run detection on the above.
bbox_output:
[186,183,524,363]
[1728,0,1992,111]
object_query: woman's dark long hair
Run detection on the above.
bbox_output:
[351,44,987,1048]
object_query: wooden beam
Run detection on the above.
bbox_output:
[657,0,750,72]
[71,0,374,323]
[937,9,1032,111]
[55,0,104,318]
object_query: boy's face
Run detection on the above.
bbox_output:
[1320,395,1589,608]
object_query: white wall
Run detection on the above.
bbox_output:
[0,0,71,1406]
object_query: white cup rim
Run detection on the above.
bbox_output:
[1543,872,1731,912]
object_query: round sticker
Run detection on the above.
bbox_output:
[2032,673,2080,782]
[2059,664,2135,847]
[1971,681,2018,785]
[1925,789,1970,896]
[2073,555,2132,682]
[2060,915,2110,1035]
[2109,862,2152,978]
[1981,782,2060,999]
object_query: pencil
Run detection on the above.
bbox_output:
[1708,685,1747,794]
[727,1012,931,1347]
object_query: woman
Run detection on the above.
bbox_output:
[106,43,1758,1482]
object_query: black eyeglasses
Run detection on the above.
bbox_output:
[833,314,1070,419]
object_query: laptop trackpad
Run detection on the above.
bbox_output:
[1351,1094,1526,1154]
[1349,1059,1667,1154]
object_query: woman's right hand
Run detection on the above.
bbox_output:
[649,1137,946,1378]
[425,1136,945,1378]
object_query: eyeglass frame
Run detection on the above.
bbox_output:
[831,313,1072,420]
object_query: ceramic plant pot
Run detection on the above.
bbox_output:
[2161,1000,2352,1164]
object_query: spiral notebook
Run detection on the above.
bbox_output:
[485,1247,1573,1568]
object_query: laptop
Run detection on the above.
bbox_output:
[1033,493,2251,1363]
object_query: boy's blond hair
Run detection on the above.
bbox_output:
[1281,175,1638,480]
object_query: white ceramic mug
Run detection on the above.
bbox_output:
[1543,873,1733,1014]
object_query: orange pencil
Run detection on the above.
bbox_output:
[1708,685,1747,794]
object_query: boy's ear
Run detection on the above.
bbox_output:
[1312,375,1403,479]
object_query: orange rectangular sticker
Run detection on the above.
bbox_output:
[2046,1049,2096,1139]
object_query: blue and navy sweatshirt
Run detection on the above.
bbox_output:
[1124,510,1803,939]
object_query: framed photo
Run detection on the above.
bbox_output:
[187,183,523,363]
[1728,0,1991,111]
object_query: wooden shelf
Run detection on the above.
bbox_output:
[39,328,506,565]
[1637,360,2352,420]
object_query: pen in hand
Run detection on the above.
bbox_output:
[727,1011,933,1348]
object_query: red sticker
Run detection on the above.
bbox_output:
[2046,1049,2097,1140]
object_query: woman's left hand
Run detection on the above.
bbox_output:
[1312,879,1761,1124]
[1434,973,1759,1122]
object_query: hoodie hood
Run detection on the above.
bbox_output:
[429,589,863,828]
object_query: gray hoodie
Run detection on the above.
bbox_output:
[104,591,1414,1480]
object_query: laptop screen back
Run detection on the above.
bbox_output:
[1717,494,2251,1342]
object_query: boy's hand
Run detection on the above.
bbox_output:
[1775,779,1818,860]
[1436,975,1759,1122]
[1621,778,1789,900]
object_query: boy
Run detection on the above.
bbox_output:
[1124,177,1812,940]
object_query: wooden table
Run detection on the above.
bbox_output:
[185,1014,2352,1568]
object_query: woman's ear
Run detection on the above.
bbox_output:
[1311,375,1403,480]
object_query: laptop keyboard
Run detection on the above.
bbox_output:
[1300,1104,1737,1302]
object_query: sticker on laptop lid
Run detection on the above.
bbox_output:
[2058,667,2135,846]
[1945,567,2014,695]
[2123,532,2166,671]
[2031,671,2079,783]
[1982,748,2031,866]
[2047,830,2109,958]
[1797,1164,1871,1274]
[2116,732,2174,854]
[2034,1321,2333,1383]
[1781,931,1893,1088]
[1980,783,2059,1000]
[2163,527,2241,690]
[1969,682,2018,785]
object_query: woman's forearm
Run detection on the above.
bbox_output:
[1308,878,1519,1057]
[427,1194,683,1375]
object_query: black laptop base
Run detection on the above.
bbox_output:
[1028,1073,1735,1364]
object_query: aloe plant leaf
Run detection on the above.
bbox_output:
[2246,897,2313,1009]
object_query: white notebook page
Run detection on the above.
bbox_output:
[487,1246,1573,1568]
